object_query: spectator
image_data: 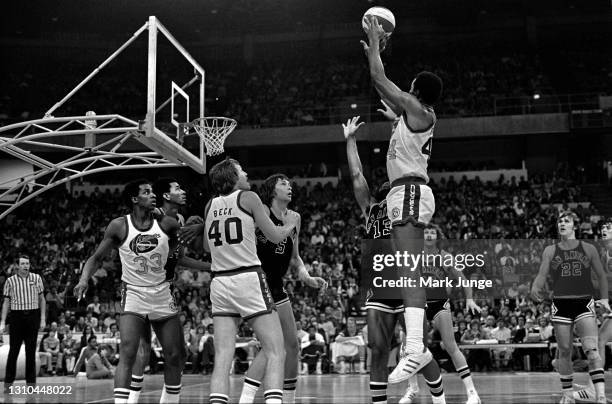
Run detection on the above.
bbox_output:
[300,325,325,375]
[332,317,366,374]
[61,330,78,374]
[490,319,512,369]
[80,325,96,350]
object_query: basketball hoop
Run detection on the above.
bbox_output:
[187,117,237,156]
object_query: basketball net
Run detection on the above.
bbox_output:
[187,117,237,156]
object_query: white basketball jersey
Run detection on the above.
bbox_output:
[119,215,170,287]
[386,109,435,183]
[205,190,261,272]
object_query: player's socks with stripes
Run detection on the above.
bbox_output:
[283,377,298,404]
[456,365,477,395]
[114,388,130,404]
[128,375,144,403]
[239,377,261,403]
[560,374,574,397]
[159,384,181,403]
[370,381,388,403]
[210,393,229,404]
[425,375,446,404]
[589,368,605,398]
[264,389,283,404]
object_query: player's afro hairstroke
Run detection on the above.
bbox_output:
[123,178,152,206]
[413,71,443,106]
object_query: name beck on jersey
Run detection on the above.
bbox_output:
[211,207,233,217]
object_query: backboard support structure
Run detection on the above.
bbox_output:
[0,16,209,220]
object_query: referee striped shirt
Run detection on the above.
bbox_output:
[3,272,44,310]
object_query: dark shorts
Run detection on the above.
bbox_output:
[365,294,404,314]
[425,299,450,322]
[269,286,290,305]
[551,297,595,324]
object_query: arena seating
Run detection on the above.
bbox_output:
[0,164,609,375]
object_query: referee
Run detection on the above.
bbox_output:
[0,255,46,391]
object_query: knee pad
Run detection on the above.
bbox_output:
[582,336,598,353]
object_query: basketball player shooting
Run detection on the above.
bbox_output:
[344,116,447,404]
[74,179,186,404]
[361,16,444,383]
[238,173,327,404]
[531,212,610,404]
[205,159,299,404]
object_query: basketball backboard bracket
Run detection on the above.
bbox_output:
[38,16,207,174]
[0,114,182,220]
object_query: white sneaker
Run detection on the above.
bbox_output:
[573,385,595,402]
[465,393,481,404]
[559,393,576,404]
[388,350,433,384]
[398,387,419,404]
[432,394,447,404]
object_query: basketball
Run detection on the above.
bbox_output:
[362,7,396,35]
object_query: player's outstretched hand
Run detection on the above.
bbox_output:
[530,286,544,302]
[74,281,88,301]
[360,16,385,55]
[180,223,204,244]
[597,298,611,313]
[342,116,365,139]
[377,100,398,121]
[186,215,204,225]
[282,210,300,229]
[305,276,328,290]
[465,299,482,314]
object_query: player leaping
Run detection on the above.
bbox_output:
[532,211,610,404]
[238,173,327,404]
[362,16,444,383]
[74,179,186,404]
[344,117,447,404]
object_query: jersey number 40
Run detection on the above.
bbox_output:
[208,218,244,246]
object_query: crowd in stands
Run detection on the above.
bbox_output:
[2,41,610,128]
[0,164,610,377]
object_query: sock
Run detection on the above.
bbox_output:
[263,389,283,404]
[239,378,261,404]
[128,375,144,404]
[160,384,181,404]
[370,381,387,403]
[589,368,605,397]
[283,378,298,404]
[114,388,130,404]
[455,365,476,394]
[409,375,419,392]
[560,374,573,395]
[210,393,229,404]
[403,307,425,354]
[425,375,444,398]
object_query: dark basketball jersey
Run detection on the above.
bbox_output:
[365,200,391,240]
[421,249,452,300]
[550,241,593,298]
[256,210,294,291]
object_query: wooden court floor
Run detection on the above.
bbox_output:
[2,372,612,403]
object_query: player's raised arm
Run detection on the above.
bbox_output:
[74,217,124,298]
[531,245,554,301]
[343,116,371,217]
[361,17,430,121]
[289,212,328,290]
[585,242,610,311]
[240,191,298,244]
